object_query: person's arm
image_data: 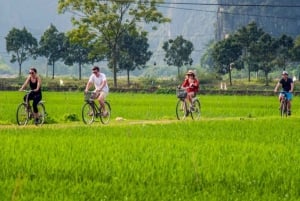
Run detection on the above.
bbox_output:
[274,81,280,92]
[85,81,93,93]
[19,76,30,91]
[99,79,107,91]
[181,79,188,88]
[34,76,42,92]
[290,82,294,92]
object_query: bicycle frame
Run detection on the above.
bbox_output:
[176,87,201,120]
[82,92,111,124]
[16,90,46,125]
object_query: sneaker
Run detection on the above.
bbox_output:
[190,106,195,112]
[34,118,39,125]
[288,111,291,116]
[102,111,108,117]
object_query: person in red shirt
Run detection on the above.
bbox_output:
[181,70,199,106]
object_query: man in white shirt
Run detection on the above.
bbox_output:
[84,66,109,116]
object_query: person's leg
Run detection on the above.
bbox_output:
[286,93,292,115]
[98,91,108,114]
[32,95,41,121]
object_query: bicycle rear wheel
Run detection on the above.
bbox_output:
[99,101,111,124]
[176,99,188,120]
[16,103,29,125]
[82,102,95,124]
[191,99,201,120]
[36,102,46,125]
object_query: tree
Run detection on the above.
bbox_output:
[249,33,278,86]
[38,24,66,79]
[275,34,294,70]
[211,35,243,86]
[119,31,152,86]
[63,32,102,80]
[162,35,194,78]
[58,0,170,87]
[5,27,38,77]
[235,22,265,82]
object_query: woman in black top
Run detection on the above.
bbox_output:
[19,67,42,123]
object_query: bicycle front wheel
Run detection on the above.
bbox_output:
[191,99,201,120]
[176,99,188,120]
[37,102,46,125]
[16,103,29,125]
[82,102,95,124]
[99,101,111,124]
[280,101,287,118]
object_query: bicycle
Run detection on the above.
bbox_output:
[82,91,111,124]
[16,90,46,125]
[176,87,201,120]
[279,91,289,117]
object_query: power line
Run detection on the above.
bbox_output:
[157,5,300,21]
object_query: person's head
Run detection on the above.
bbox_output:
[282,71,288,78]
[186,70,195,78]
[29,67,37,76]
[92,66,100,75]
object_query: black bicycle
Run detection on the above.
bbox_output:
[82,91,111,124]
[176,87,201,120]
[16,90,46,125]
[279,92,288,117]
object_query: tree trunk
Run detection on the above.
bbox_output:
[265,71,269,86]
[79,61,82,80]
[127,69,130,87]
[52,61,55,79]
[229,67,232,86]
[18,63,22,77]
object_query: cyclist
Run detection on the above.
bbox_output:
[19,67,42,124]
[274,71,294,115]
[181,70,199,109]
[84,66,109,116]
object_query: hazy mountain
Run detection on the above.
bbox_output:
[0,0,217,76]
[216,0,300,40]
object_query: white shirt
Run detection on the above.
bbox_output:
[88,73,109,93]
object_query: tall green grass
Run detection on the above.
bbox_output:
[1,91,299,124]
[1,91,300,200]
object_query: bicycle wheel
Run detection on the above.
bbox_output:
[191,99,201,120]
[280,101,287,117]
[176,99,188,120]
[36,102,46,125]
[16,103,29,125]
[99,101,111,124]
[82,102,95,124]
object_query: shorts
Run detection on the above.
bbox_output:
[279,92,293,101]
[94,90,108,99]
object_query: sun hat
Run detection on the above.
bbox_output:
[186,70,195,76]
[282,71,288,75]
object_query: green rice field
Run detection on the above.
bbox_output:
[1,91,300,200]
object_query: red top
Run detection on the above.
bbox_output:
[182,78,199,93]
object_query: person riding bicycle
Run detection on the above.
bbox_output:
[181,70,199,108]
[274,71,294,115]
[84,66,109,116]
[19,67,42,124]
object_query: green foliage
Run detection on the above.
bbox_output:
[38,24,67,79]
[119,30,152,85]
[58,0,170,87]
[1,92,300,200]
[64,113,80,122]
[162,35,194,77]
[5,27,38,77]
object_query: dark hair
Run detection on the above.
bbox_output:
[92,66,100,71]
[30,67,37,73]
